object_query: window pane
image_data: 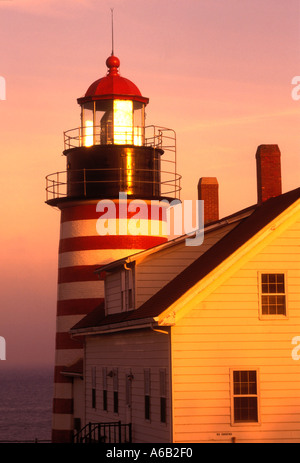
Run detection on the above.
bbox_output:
[234,397,258,422]
[114,391,118,414]
[261,293,286,315]
[261,274,268,284]
[92,388,96,409]
[269,283,277,293]
[145,395,150,420]
[277,274,284,284]
[277,282,285,293]
[160,370,166,397]
[233,370,258,423]
[262,283,268,293]
[261,274,285,294]
[160,397,166,423]
[269,274,276,283]
[103,390,107,411]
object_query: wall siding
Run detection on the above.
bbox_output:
[171,218,300,443]
[85,329,171,443]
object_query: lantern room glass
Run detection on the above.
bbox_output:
[80,99,145,147]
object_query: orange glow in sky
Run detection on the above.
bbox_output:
[0,0,299,367]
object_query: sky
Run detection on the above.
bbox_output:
[0,0,299,368]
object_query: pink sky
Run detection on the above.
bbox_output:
[0,0,299,367]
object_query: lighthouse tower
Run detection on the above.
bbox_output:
[46,54,180,443]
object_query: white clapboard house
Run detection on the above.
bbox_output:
[67,145,300,443]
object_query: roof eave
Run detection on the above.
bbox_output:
[70,317,161,337]
[94,207,256,275]
[77,94,149,105]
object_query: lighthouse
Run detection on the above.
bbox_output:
[46,53,181,443]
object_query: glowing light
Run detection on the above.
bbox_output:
[113,100,133,144]
[84,120,93,147]
[126,149,133,194]
[134,126,143,146]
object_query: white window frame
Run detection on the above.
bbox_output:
[230,368,261,426]
[258,271,288,320]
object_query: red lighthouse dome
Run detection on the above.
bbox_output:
[77,55,149,105]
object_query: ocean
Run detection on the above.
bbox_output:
[0,366,53,443]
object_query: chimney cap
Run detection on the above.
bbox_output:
[198,177,218,185]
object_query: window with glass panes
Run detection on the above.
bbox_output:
[102,367,108,411]
[91,367,96,409]
[144,369,151,421]
[233,370,258,423]
[261,273,286,315]
[113,368,119,414]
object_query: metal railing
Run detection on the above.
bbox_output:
[73,421,132,444]
[46,125,181,202]
[63,125,174,153]
[46,167,181,202]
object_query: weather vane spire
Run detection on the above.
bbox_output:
[111,8,114,56]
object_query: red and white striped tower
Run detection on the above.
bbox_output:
[46,54,180,443]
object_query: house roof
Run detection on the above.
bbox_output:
[71,187,300,334]
[94,203,256,274]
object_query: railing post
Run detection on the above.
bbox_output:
[57,172,59,198]
[52,179,55,199]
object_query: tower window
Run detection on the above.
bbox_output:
[261,273,286,316]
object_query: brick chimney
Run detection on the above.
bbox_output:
[256,144,282,204]
[198,177,219,225]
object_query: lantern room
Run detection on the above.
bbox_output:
[77,55,149,148]
[46,54,181,205]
